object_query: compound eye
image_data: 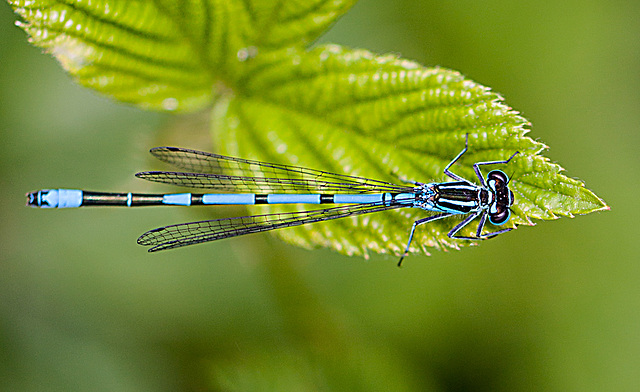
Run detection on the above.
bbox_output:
[489,204,511,225]
[488,170,509,184]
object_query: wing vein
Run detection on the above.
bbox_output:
[138,201,411,252]
[139,147,413,193]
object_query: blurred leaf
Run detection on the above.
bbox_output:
[8,0,357,111]
[208,346,425,392]
[213,45,609,256]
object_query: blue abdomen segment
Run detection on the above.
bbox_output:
[27,189,83,208]
[162,193,192,206]
[333,194,385,204]
[267,194,321,204]
[393,193,416,204]
[202,194,256,205]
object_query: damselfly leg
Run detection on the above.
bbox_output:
[398,213,453,266]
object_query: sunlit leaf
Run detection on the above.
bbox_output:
[213,45,608,256]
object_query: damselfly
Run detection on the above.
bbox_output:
[27,135,519,265]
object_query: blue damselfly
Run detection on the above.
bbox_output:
[27,136,519,265]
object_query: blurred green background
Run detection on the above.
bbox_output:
[1,0,637,390]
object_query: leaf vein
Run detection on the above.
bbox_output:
[49,0,178,42]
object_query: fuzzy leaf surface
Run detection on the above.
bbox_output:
[8,0,357,111]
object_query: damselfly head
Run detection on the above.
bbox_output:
[487,170,514,225]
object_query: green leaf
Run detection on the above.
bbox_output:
[8,0,608,257]
[7,0,357,111]
[212,45,608,256]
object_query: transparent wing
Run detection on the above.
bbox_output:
[141,147,411,193]
[137,201,410,252]
[135,171,413,193]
